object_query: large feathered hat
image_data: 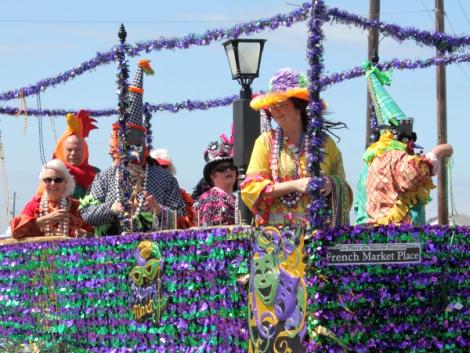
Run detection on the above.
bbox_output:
[250,68,310,111]
[202,132,234,185]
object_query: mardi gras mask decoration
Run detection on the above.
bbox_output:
[274,267,299,320]
[284,304,302,334]
[129,258,160,287]
[254,252,278,306]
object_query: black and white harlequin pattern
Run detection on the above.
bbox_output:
[127,93,143,126]
[128,66,144,126]
[81,164,185,231]
[131,67,143,88]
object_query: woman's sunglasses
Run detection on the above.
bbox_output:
[213,164,237,173]
[43,177,65,184]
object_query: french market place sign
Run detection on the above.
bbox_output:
[326,243,421,266]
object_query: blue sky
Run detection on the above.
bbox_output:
[1,0,469,229]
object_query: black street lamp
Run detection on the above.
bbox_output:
[223,39,266,99]
[223,39,266,225]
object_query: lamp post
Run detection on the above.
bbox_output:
[223,38,266,225]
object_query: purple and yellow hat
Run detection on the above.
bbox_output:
[250,68,310,111]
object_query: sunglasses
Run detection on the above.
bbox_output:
[213,164,237,173]
[43,177,65,184]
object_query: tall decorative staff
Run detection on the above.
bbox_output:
[115,24,133,233]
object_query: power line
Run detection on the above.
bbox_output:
[444,12,458,35]
[457,0,470,27]
[286,2,434,17]
[443,13,470,83]
[419,0,435,23]
[418,0,470,85]
[0,19,241,25]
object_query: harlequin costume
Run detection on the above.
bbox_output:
[193,136,237,227]
[81,60,185,235]
[241,68,351,228]
[354,62,437,225]
[52,110,99,199]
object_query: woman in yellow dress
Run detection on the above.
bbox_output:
[241,68,352,228]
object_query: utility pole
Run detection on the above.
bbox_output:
[436,0,448,225]
[365,0,380,148]
[11,191,16,218]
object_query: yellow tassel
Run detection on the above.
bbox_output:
[16,90,28,134]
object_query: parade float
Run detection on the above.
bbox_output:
[0,2,469,352]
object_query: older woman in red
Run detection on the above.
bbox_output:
[10,159,90,239]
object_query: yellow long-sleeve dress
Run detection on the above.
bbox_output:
[241,130,352,227]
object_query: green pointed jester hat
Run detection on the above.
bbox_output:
[363,61,408,128]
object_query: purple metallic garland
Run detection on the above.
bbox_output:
[326,7,470,51]
[0,228,251,352]
[4,3,470,103]
[318,52,470,89]
[126,3,311,55]
[2,50,469,119]
[306,0,328,231]
[0,94,239,117]
[305,224,469,352]
[0,5,311,102]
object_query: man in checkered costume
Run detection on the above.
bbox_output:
[81,60,184,235]
[354,62,453,225]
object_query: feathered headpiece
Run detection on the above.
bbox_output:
[53,109,97,167]
[250,68,310,110]
[202,131,234,185]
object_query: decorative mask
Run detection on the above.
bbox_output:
[128,144,144,163]
[123,129,146,164]
[274,268,299,320]
[253,252,278,306]
[129,259,160,287]
[284,305,301,333]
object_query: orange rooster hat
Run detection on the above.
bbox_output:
[53,110,98,166]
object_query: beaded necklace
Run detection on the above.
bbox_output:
[116,163,150,232]
[133,163,149,215]
[39,193,69,237]
[271,127,309,208]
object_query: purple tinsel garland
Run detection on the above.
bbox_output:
[3,3,470,102]
[0,227,251,352]
[2,50,470,119]
[326,7,470,51]
[0,225,467,352]
[305,224,469,352]
[318,52,470,90]
[306,0,329,230]
[0,94,239,117]
[0,5,311,102]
